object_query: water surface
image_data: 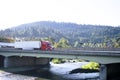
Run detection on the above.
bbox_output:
[0,62,100,80]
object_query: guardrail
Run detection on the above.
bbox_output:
[0,48,120,57]
[55,47,120,51]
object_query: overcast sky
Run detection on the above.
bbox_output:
[0,0,120,30]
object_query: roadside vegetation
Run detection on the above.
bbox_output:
[51,58,85,64]
[0,37,14,43]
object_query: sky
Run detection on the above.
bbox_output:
[0,0,120,30]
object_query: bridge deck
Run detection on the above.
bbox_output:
[0,48,120,64]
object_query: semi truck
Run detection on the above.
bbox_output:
[0,41,53,50]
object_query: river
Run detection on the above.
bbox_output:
[0,62,99,80]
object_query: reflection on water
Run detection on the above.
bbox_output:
[49,62,99,80]
[15,62,99,80]
[0,62,100,80]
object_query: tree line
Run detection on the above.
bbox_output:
[0,21,120,48]
[1,37,120,48]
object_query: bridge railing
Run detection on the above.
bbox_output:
[55,47,120,51]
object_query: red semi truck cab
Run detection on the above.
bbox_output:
[40,41,53,50]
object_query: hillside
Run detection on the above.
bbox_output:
[0,21,120,45]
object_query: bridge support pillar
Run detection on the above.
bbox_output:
[0,55,4,67]
[35,58,50,66]
[100,63,120,80]
[4,57,9,68]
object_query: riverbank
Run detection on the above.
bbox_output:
[0,70,37,80]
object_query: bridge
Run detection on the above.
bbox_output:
[0,48,120,80]
[0,48,120,64]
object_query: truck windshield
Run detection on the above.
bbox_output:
[47,43,51,47]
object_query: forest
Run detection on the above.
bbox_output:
[0,21,120,48]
